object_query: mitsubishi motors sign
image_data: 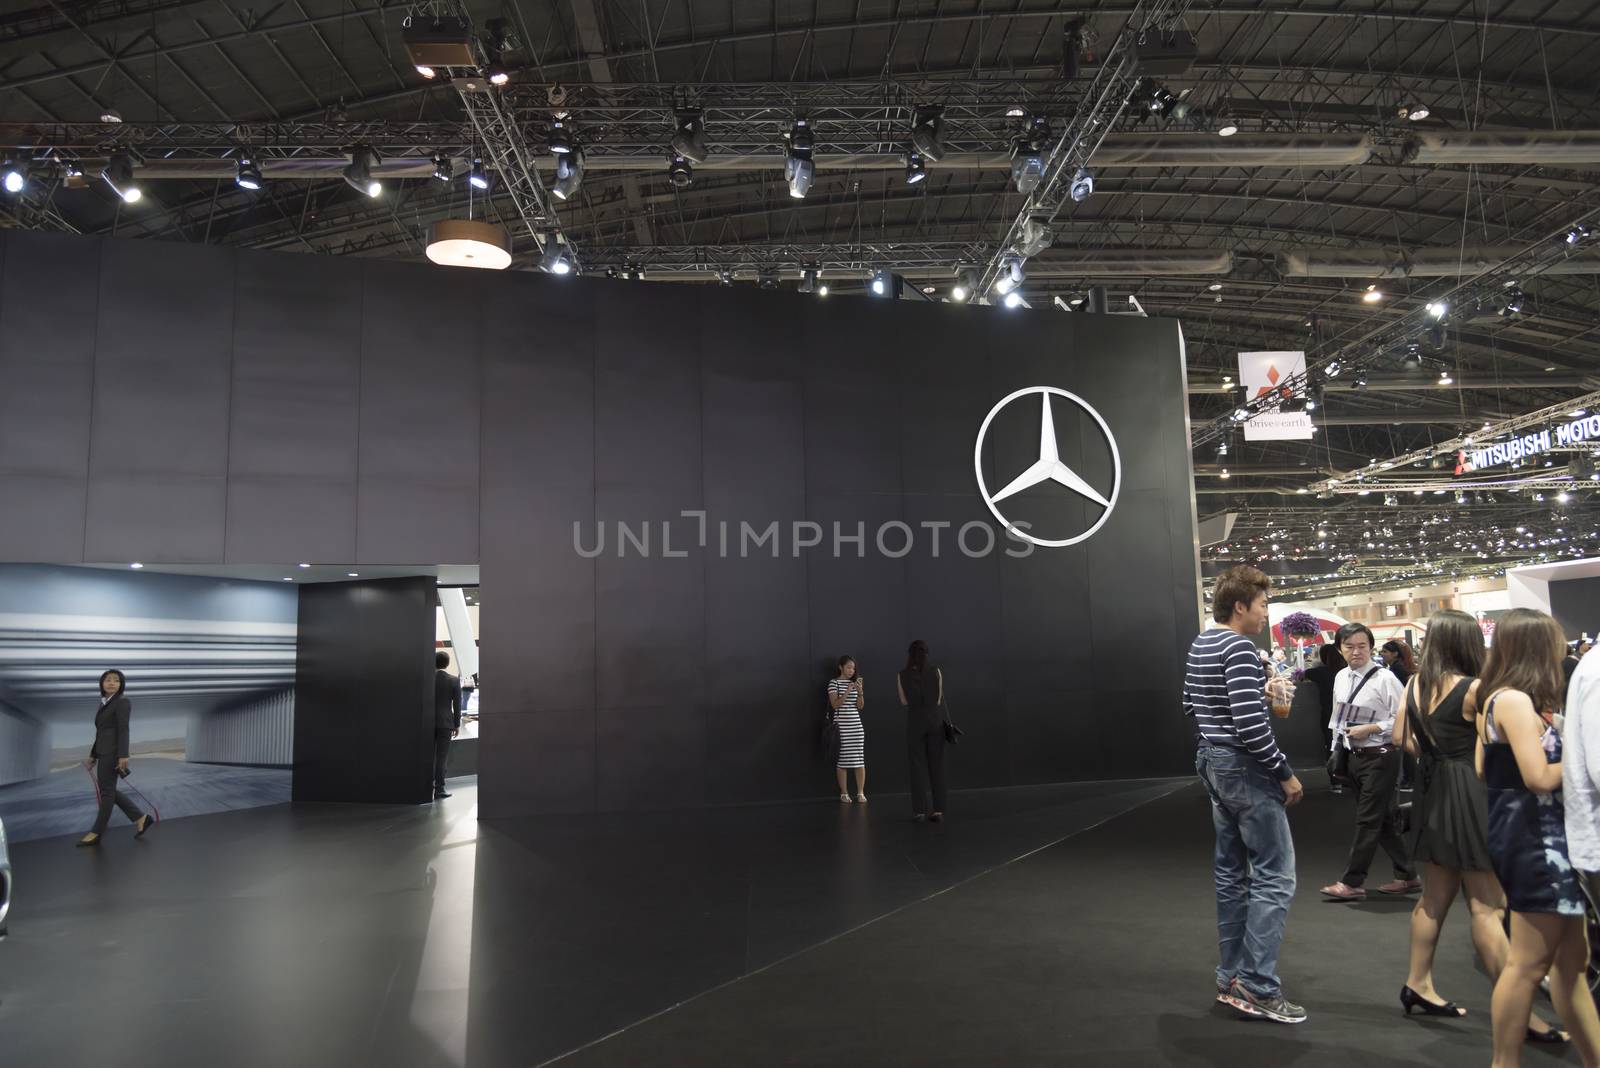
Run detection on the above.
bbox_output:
[1238,350,1315,442]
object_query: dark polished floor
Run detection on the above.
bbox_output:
[0,773,1541,1067]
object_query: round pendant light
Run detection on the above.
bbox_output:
[425,219,512,270]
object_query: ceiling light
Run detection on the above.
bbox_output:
[1501,283,1525,318]
[670,109,708,163]
[129,562,143,569]
[993,254,1025,296]
[485,62,509,86]
[1324,360,1341,378]
[282,577,293,582]
[342,145,381,197]
[235,155,263,190]
[785,117,814,199]
[101,150,141,203]
[552,146,585,200]
[425,218,512,270]
[1016,217,1053,258]
[951,268,977,303]
[1003,290,1025,309]
[99,108,123,123]
[1399,102,1430,121]
[1362,285,1383,303]
[1010,118,1049,194]
[1558,491,1572,504]
[1567,224,1593,245]
[347,572,359,577]
[468,158,490,190]
[1208,283,1223,292]
[1426,300,1447,319]
[1217,120,1239,137]
[870,269,892,297]
[904,152,927,185]
[415,64,437,79]
[1219,468,1231,480]
[799,266,820,294]
[667,152,694,188]
[910,105,945,162]
[1438,370,1453,385]
[816,283,829,297]
[1005,105,1028,119]
[1353,371,1369,390]
[1573,409,1589,417]
[430,153,453,183]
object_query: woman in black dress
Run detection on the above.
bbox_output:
[1392,611,1561,1039]
[1473,609,1600,1066]
[897,640,946,822]
[78,669,154,847]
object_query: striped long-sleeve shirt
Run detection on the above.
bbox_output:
[1183,627,1291,781]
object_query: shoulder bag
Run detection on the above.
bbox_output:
[1325,667,1381,786]
[821,683,842,763]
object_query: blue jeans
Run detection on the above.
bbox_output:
[1196,744,1296,998]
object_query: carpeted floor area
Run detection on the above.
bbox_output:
[555,777,1565,1068]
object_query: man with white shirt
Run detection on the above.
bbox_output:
[1321,622,1419,901]
[1564,645,1600,894]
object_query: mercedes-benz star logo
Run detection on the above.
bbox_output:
[973,387,1121,548]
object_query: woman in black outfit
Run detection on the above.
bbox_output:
[897,640,946,822]
[1390,611,1563,1040]
[78,669,153,847]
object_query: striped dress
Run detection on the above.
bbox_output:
[828,678,866,769]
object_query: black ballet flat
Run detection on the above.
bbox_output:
[1400,986,1466,1017]
[76,833,100,848]
[1527,1025,1571,1044]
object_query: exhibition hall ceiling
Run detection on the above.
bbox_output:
[1,1,1598,595]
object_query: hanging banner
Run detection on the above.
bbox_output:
[1238,350,1315,441]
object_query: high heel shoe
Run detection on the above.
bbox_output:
[1527,1024,1571,1044]
[76,832,100,847]
[134,814,155,838]
[1400,986,1465,1017]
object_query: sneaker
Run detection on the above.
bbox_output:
[1378,878,1422,894]
[840,793,854,803]
[1217,977,1237,1006]
[1320,881,1367,901]
[1231,984,1308,1024]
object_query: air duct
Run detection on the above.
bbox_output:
[1278,245,1600,278]
[1406,130,1600,165]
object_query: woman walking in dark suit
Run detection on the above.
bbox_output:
[78,669,153,847]
[897,640,947,822]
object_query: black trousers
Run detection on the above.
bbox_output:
[1341,747,1414,886]
[91,757,142,834]
[433,729,453,793]
[907,711,947,815]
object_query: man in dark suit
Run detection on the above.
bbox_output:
[433,651,462,800]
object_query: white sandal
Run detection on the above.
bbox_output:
[855,794,868,803]
[839,793,854,803]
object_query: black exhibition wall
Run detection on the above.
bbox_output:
[293,576,436,804]
[1549,575,1600,640]
[0,229,1202,815]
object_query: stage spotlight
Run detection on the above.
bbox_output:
[1005,105,1028,119]
[671,109,708,163]
[485,62,510,86]
[950,268,977,303]
[1069,168,1094,202]
[468,158,490,190]
[1016,218,1053,258]
[552,146,585,200]
[1567,224,1592,245]
[905,152,927,185]
[101,150,141,203]
[1362,284,1382,303]
[430,153,453,183]
[799,267,820,294]
[1011,141,1044,193]
[870,269,892,297]
[1353,371,1369,390]
[415,64,437,79]
[1384,494,1399,507]
[1002,290,1025,309]
[1306,384,1324,412]
[1400,343,1423,370]
[235,155,263,190]
[1146,82,1177,114]
[342,145,381,197]
[547,119,573,155]
[99,108,123,124]
[1500,282,1525,318]
[1217,117,1239,137]
[993,255,1025,296]
[785,117,814,199]
[539,242,572,275]
[817,283,829,297]
[910,105,945,162]
[1231,406,1250,423]
[2,157,25,194]
[1325,360,1342,378]
[1438,370,1453,385]
[1454,490,1468,505]
[1216,440,1229,458]
[1426,300,1448,319]
[667,152,694,188]
[1398,102,1430,121]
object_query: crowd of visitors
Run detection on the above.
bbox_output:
[1188,565,1600,1066]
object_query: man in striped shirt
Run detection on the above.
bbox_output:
[1185,564,1307,1025]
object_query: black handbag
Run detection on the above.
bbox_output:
[942,702,963,745]
[821,711,840,763]
[1326,666,1381,785]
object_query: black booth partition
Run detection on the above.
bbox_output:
[0,230,1202,815]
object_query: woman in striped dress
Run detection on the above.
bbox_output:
[828,656,867,803]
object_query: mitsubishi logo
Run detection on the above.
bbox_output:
[973,387,1121,548]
